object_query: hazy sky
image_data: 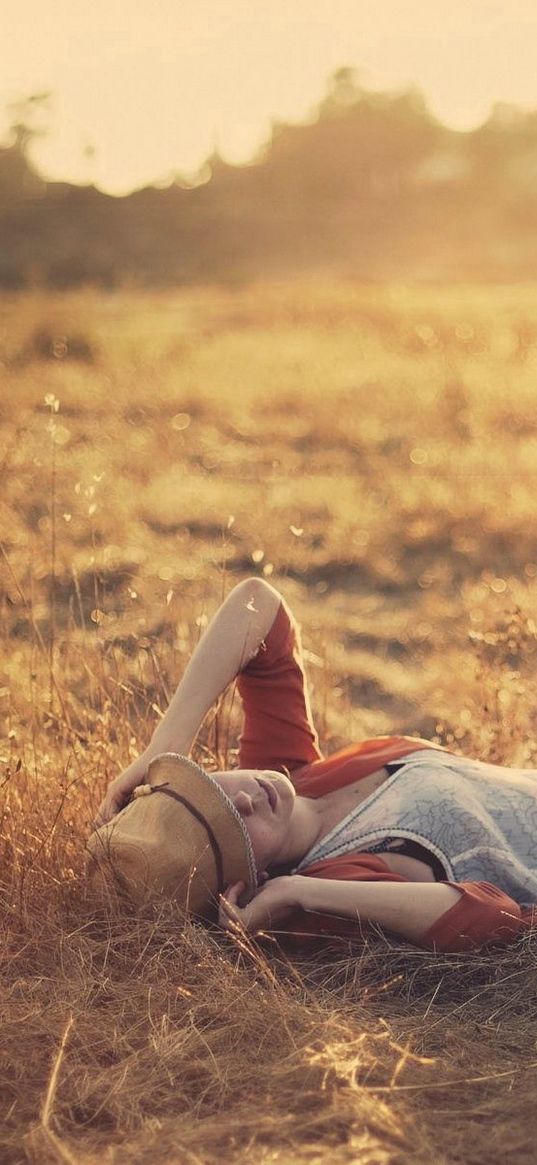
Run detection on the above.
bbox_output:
[3,0,537,195]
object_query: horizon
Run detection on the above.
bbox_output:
[3,0,537,197]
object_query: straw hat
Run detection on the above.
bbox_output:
[86,753,258,917]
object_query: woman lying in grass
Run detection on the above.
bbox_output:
[89,578,537,951]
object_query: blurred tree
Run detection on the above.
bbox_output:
[82,140,97,187]
[469,103,537,195]
[2,77,537,286]
[0,93,51,210]
[6,92,52,154]
[320,66,365,113]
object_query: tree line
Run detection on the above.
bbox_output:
[1,70,537,287]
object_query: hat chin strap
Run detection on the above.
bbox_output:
[150,782,225,893]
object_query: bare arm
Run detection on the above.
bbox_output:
[295,876,462,944]
[95,578,282,824]
[220,875,462,946]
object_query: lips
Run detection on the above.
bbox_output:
[257,778,277,811]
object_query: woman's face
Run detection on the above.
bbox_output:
[211,769,296,872]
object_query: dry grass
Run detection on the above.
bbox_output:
[2,278,537,1163]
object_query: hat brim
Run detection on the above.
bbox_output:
[147,752,258,890]
[87,753,258,915]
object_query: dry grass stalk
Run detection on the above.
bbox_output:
[2,281,537,1163]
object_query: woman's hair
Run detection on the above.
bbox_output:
[267,859,296,878]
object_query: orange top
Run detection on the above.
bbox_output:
[237,601,536,951]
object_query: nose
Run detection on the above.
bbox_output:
[234,790,255,816]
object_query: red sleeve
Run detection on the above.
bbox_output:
[275,855,537,952]
[420,882,536,952]
[236,599,322,773]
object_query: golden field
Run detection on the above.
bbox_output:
[2,280,537,1165]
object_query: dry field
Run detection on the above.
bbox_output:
[2,280,537,1164]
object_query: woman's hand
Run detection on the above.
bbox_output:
[218,876,303,935]
[93,758,149,828]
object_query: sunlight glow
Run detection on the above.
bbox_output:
[3,0,537,194]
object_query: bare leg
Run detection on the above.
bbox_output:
[95,578,282,824]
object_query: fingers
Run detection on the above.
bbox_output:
[92,765,148,831]
[92,805,107,830]
[92,792,121,830]
[218,882,246,931]
[218,898,239,930]
[225,881,245,905]
[93,800,112,830]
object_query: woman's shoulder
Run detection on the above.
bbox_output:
[292,735,442,796]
